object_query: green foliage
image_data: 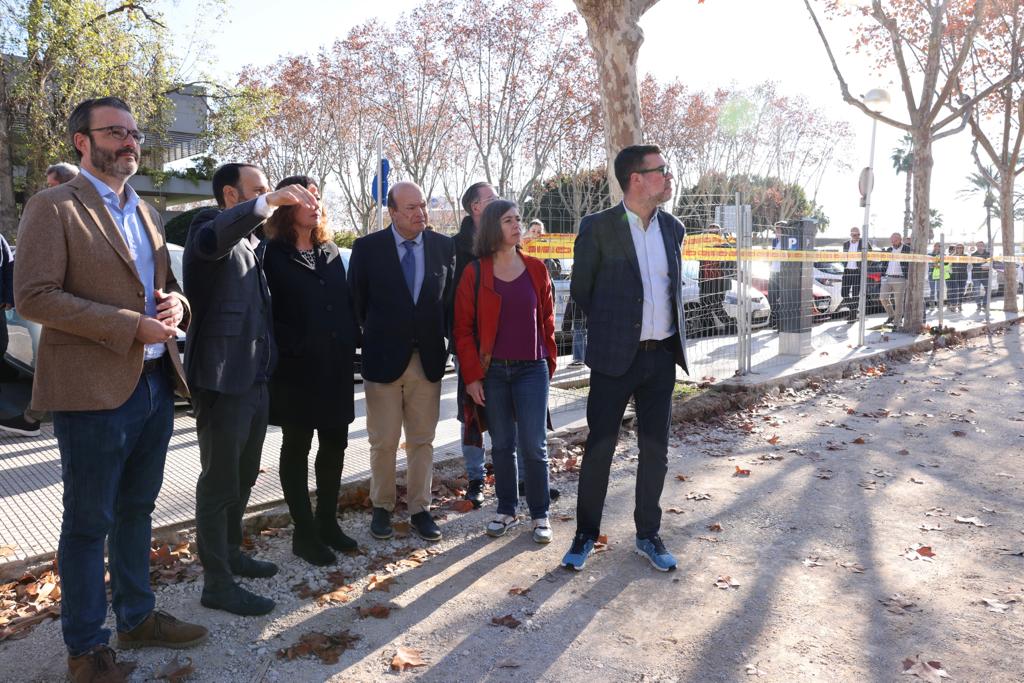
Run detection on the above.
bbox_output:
[332,231,358,249]
[164,207,204,247]
[138,155,217,187]
[676,172,826,234]
[523,168,610,233]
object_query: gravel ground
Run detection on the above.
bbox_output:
[3,326,1024,682]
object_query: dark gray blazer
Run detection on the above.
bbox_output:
[570,203,689,378]
[183,198,276,395]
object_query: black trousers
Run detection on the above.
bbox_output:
[278,425,348,533]
[576,345,675,540]
[841,268,861,318]
[193,383,269,589]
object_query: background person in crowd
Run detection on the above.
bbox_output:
[971,240,990,313]
[841,226,865,322]
[15,96,203,683]
[46,162,79,187]
[562,144,688,573]
[948,243,969,313]
[696,222,729,336]
[452,181,497,508]
[880,232,911,328]
[928,242,946,309]
[349,181,455,543]
[454,199,557,544]
[262,175,358,567]
[184,163,318,617]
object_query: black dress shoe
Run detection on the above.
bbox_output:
[370,507,393,540]
[228,551,279,579]
[317,518,358,552]
[201,583,275,616]
[465,479,484,508]
[292,530,335,566]
[410,511,442,542]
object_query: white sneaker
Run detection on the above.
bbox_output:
[485,514,520,538]
[532,518,552,544]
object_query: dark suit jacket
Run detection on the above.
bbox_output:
[183,198,276,395]
[263,238,356,427]
[570,203,689,378]
[348,226,455,383]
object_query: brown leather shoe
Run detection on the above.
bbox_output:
[67,645,136,683]
[115,610,208,649]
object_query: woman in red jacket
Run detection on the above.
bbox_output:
[454,199,557,543]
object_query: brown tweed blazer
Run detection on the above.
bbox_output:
[13,173,190,411]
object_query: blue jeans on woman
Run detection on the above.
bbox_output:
[52,369,174,655]
[572,319,587,362]
[483,359,550,519]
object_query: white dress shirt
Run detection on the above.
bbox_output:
[624,203,675,341]
[886,246,905,277]
[846,240,860,269]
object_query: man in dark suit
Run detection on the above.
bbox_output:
[184,163,318,616]
[348,181,455,542]
[841,226,865,322]
[562,145,689,573]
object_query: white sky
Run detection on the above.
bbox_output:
[162,0,1013,242]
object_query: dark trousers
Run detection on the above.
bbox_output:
[279,424,348,533]
[576,345,675,540]
[841,268,861,318]
[193,383,269,589]
[53,369,173,655]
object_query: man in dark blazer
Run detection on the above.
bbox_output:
[184,163,318,616]
[841,226,866,322]
[348,181,455,543]
[562,144,689,573]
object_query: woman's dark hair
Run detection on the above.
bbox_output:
[474,199,519,258]
[264,174,329,245]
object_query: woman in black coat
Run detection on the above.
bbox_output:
[263,175,358,565]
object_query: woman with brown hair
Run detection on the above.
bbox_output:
[453,199,557,543]
[263,175,358,565]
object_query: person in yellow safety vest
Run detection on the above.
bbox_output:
[929,242,951,309]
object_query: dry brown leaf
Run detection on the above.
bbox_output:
[665,507,685,514]
[155,656,194,682]
[696,535,719,543]
[713,575,740,590]
[390,646,427,672]
[733,466,751,477]
[507,587,530,596]
[707,522,723,532]
[918,523,943,532]
[491,614,521,629]
[766,434,780,445]
[852,437,866,445]
[745,663,767,677]
[316,586,354,605]
[391,521,411,538]
[951,430,966,437]
[816,469,833,480]
[903,544,936,561]
[897,448,910,455]
[674,474,690,482]
[686,492,711,501]
[357,605,392,619]
[367,575,395,593]
[954,516,989,528]
[593,534,609,552]
[880,593,919,614]
[901,655,951,682]
[838,561,865,573]
[449,500,475,513]
[277,630,360,665]
[980,597,1016,614]
[802,557,823,568]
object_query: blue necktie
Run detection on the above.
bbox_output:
[402,239,416,300]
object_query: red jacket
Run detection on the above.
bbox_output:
[454,253,557,386]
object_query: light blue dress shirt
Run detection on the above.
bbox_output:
[79,167,163,360]
[391,225,425,304]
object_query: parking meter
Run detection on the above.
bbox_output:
[778,218,817,355]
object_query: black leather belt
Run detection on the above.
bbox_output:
[638,338,671,351]
[490,358,543,366]
[142,356,166,374]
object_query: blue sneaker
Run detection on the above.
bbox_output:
[635,535,676,572]
[562,533,596,571]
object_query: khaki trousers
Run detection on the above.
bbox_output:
[364,352,441,514]
[880,276,907,324]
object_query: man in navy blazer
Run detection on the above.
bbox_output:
[562,145,689,573]
[184,163,318,616]
[348,181,455,543]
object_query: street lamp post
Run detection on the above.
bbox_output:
[857,88,891,347]
[984,191,994,324]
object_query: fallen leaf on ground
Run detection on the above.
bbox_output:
[593,534,609,552]
[816,469,833,480]
[697,535,719,543]
[996,472,1014,478]
[745,663,767,677]
[838,561,865,573]
[686,492,712,501]
[858,480,877,490]
[497,659,521,668]
[802,557,823,568]
[448,500,475,513]
[665,507,685,514]
[491,614,521,629]
[868,468,893,478]
[918,523,943,532]
[391,646,426,671]
[0,545,16,558]
[766,434,780,445]
[278,630,361,665]
[707,523,723,532]
[897,449,910,455]
[954,516,989,528]
[357,605,392,619]
[952,430,966,437]
[674,474,690,481]
[901,655,950,682]
[909,477,925,484]
[980,597,1016,613]
[155,656,194,682]
[852,437,866,445]
[733,466,751,477]
[316,586,354,605]
[508,587,530,596]
[367,575,395,593]
[759,453,783,461]
[925,507,949,517]
[880,594,920,614]
[903,544,936,561]
[714,575,740,590]
[391,521,411,538]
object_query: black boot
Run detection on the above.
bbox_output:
[292,525,335,566]
[316,510,358,552]
[465,479,484,508]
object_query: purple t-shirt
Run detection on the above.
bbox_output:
[492,270,547,361]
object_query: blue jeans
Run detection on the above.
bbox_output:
[455,357,485,480]
[483,360,550,519]
[53,369,174,655]
[572,320,587,362]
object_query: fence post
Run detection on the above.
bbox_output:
[938,233,945,331]
[735,191,752,375]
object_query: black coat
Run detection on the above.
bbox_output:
[348,226,455,383]
[263,238,356,428]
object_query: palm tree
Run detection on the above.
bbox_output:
[891,136,913,239]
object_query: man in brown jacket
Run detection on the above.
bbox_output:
[14,97,206,683]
